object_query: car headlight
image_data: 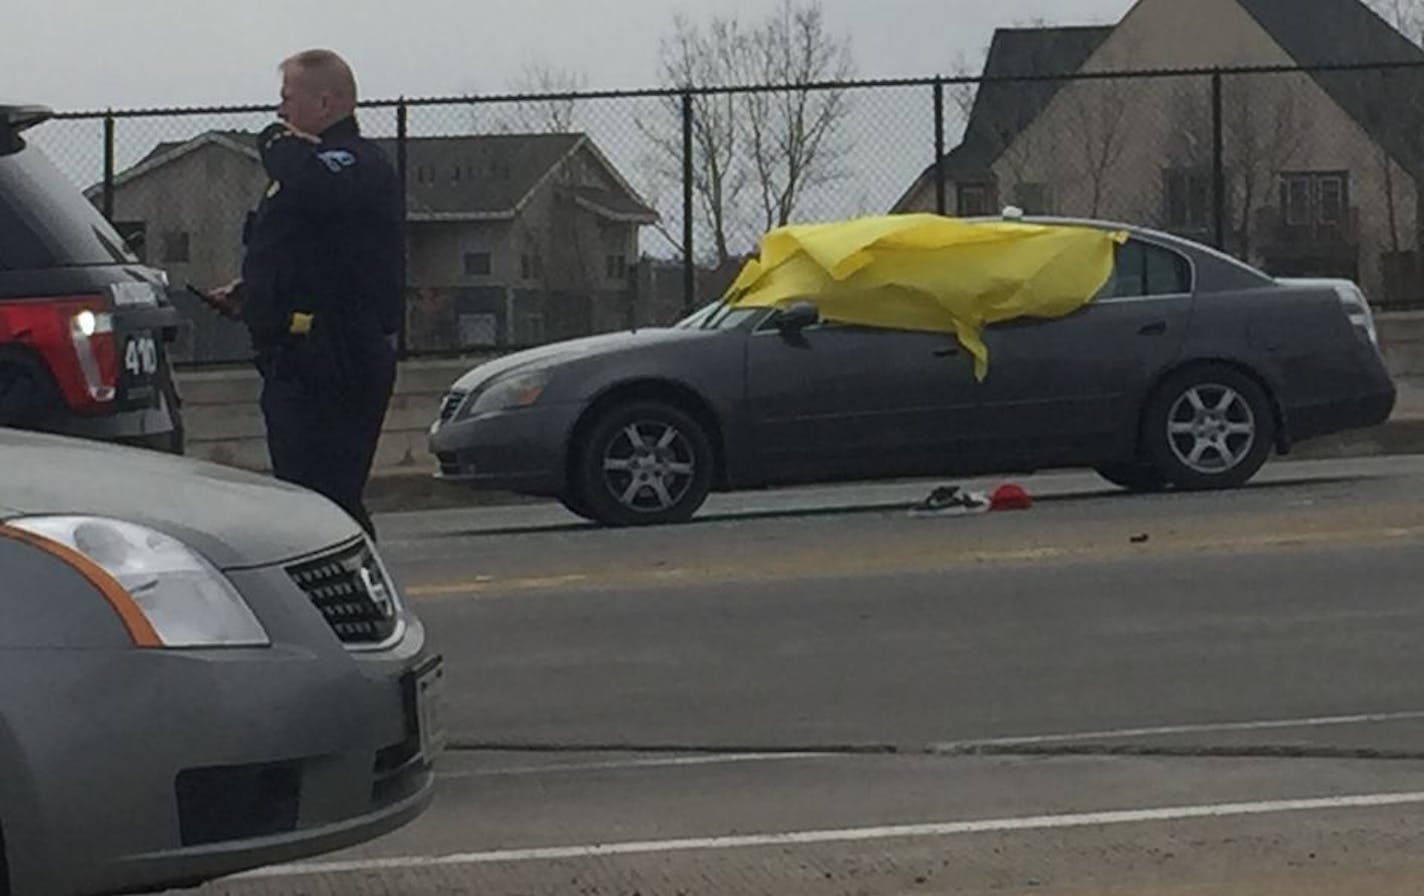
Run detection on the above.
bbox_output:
[466,369,551,417]
[8,516,270,648]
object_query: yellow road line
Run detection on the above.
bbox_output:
[403,524,1424,600]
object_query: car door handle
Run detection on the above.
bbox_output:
[1139,322,1168,336]
[933,346,960,357]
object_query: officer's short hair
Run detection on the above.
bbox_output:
[281,49,358,105]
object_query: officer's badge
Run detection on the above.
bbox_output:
[317,150,357,173]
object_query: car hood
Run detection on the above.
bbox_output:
[450,328,718,391]
[0,428,360,570]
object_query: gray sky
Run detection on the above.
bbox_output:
[9,0,1134,111]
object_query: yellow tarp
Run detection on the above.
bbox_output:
[725,214,1128,380]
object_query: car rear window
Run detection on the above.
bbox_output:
[1099,240,1193,299]
[0,141,136,271]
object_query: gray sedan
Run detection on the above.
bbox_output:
[429,219,1396,526]
[0,428,442,894]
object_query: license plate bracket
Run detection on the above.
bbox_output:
[412,657,446,762]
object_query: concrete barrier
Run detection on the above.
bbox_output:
[177,312,1424,481]
[177,354,498,473]
[1379,312,1424,381]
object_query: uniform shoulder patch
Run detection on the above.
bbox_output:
[316,149,357,173]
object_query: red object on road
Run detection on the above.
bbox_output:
[990,483,1033,511]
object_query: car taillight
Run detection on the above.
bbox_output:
[69,303,118,403]
[1334,283,1380,349]
[0,296,118,411]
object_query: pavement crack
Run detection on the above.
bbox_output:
[446,741,1424,762]
[445,740,900,756]
[932,743,1424,761]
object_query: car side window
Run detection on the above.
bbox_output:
[1098,240,1193,299]
[1144,243,1193,295]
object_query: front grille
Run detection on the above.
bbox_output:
[288,541,401,646]
[438,389,467,423]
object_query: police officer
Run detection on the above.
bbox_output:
[209,49,401,538]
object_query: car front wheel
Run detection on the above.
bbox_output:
[1143,365,1276,490]
[575,401,714,527]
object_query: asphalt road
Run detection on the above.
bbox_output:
[199,457,1424,895]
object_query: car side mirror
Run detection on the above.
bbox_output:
[778,301,820,334]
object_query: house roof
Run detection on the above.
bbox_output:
[891,26,1111,210]
[105,129,658,222]
[949,26,1114,175]
[565,186,661,223]
[1238,0,1424,176]
[894,0,1424,212]
[374,132,580,217]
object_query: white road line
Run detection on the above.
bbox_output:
[934,710,1424,751]
[438,752,831,778]
[241,790,1424,879]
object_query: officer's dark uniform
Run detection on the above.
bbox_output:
[240,116,402,537]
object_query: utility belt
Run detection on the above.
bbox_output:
[253,308,393,387]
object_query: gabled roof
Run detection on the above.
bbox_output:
[893,0,1424,213]
[88,131,258,198]
[101,128,658,222]
[950,26,1114,175]
[892,26,1111,210]
[375,132,578,217]
[1239,0,1424,176]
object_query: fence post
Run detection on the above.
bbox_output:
[681,91,695,315]
[102,112,115,220]
[628,257,641,333]
[396,98,410,359]
[933,79,947,216]
[1211,71,1226,252]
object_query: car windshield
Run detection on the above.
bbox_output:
[676,301,761,331]
[0,139,137,270]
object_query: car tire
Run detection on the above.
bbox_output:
[1095,462,1168,492]
[558,493,597,523]
[0,365,53,428]
[575,401,714,527]
[1143,365,1276,491]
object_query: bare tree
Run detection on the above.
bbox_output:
[503,63,588,133]
[1225,76,1304,259]
[737,0,855,230]
[642,1,855,262]
[1160,76,1303,257]
[640,14,749,265]
[1062,81,1130,218]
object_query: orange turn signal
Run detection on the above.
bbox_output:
[0,523,162,647]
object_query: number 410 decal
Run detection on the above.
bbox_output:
[125,335,159,378]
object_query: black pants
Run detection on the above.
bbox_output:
[258,332,397,538]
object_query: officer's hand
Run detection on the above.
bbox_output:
[207,279,244,320]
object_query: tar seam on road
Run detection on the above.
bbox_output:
[445,709,1424,763]
[438,752,834,778]
[239,790,1424,879]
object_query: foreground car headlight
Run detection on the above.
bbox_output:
[8,516,269,648]
[466,369,551,417]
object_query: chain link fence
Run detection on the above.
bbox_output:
[29,60,1424,365]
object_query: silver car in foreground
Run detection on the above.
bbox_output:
[430,218,1397,526]
[0,429,442,895]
